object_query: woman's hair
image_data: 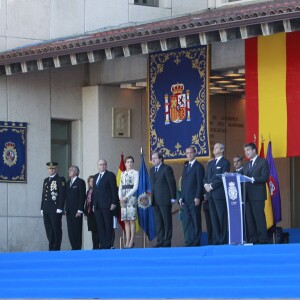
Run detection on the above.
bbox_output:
[87,175,94,186]
[125,156,134,163]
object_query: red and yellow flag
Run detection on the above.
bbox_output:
[245,31,300,158]
[259,142,273,230]
[117,153,126,231]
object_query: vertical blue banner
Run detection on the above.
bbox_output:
[137,154,156,241]
[222,173,243,245]
[0,121,28,183]
[148,46,209,161]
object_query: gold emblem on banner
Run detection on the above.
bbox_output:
[165,83,191,125]
[3,142,18,167]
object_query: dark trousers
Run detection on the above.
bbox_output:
[66,212,83,250]
[203,201,213,245]
[183,201,202,246]
[153,203,172,247]
[245,200,268,243]
[209,198,228,245]
[94,208,113,249]
[91,231,100,249]
[43,213,62,251]
[179,208,189,245]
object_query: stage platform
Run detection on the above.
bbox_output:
[0,244,300,298]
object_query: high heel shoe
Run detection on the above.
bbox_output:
[129,242,135,248]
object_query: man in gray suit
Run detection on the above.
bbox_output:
[150,152,177,247]
[179,146,205,246]
[243,143,270,244]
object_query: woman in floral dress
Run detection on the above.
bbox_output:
[118,156,139,248]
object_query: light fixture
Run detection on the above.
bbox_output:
[223,71,241,77]
[210,75,223,79]
[120,82,146,89]
[230,89,245,92]
[223,85,240,88]
[120,83,133,89]
[217,90,231,94]
[136,81,147,87]
[215,80,232,84]
[210,87,223,91]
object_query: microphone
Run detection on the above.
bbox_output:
[236,156,244,162]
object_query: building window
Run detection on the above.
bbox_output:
[134,0,159,7]
[216,0,254,6]
[51,120,71,180]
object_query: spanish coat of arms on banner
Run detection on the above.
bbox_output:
[149,46,209,161]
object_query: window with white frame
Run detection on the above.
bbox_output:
[216,0,255,7]
[134,0,159,7]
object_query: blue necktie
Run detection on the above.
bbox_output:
[187,163,192,173]
[96,174,102,187]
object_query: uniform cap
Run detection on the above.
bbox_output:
[46,162,58,168]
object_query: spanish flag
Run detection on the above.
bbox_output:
[259,142,273,230]
[245,31,300,158]
[116,153,126,231]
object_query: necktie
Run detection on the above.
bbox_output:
[155,167,158,173]
[249,160,253,169]
[96,174,102,187]
[187,163,192,172]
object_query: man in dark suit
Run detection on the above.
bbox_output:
[40,162,65,251]
[150,152,177,247]
[92,159,118,249]
[233,155,244,173]
[179,146,205,246]
[65,165,86,250]
[204,143,230,245]
[243,142,270,244]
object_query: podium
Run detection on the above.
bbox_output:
[219,173,252,245]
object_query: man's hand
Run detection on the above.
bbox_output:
[75,211,82,217]
[204,183,212,193]
[179,198,184,207]
[40,210,43,216]
[110,204,116,210]
[194,198,200,206]
[56,209,62,213]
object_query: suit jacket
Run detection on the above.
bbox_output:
[65,177,86,214]
[41,174,65,214]
[243,156,270,201]
[181,161,205,203]
[91,171,118,210]
[150,163,177,205]
[204,157,230,200]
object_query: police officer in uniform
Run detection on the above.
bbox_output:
[40,162,65,251]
